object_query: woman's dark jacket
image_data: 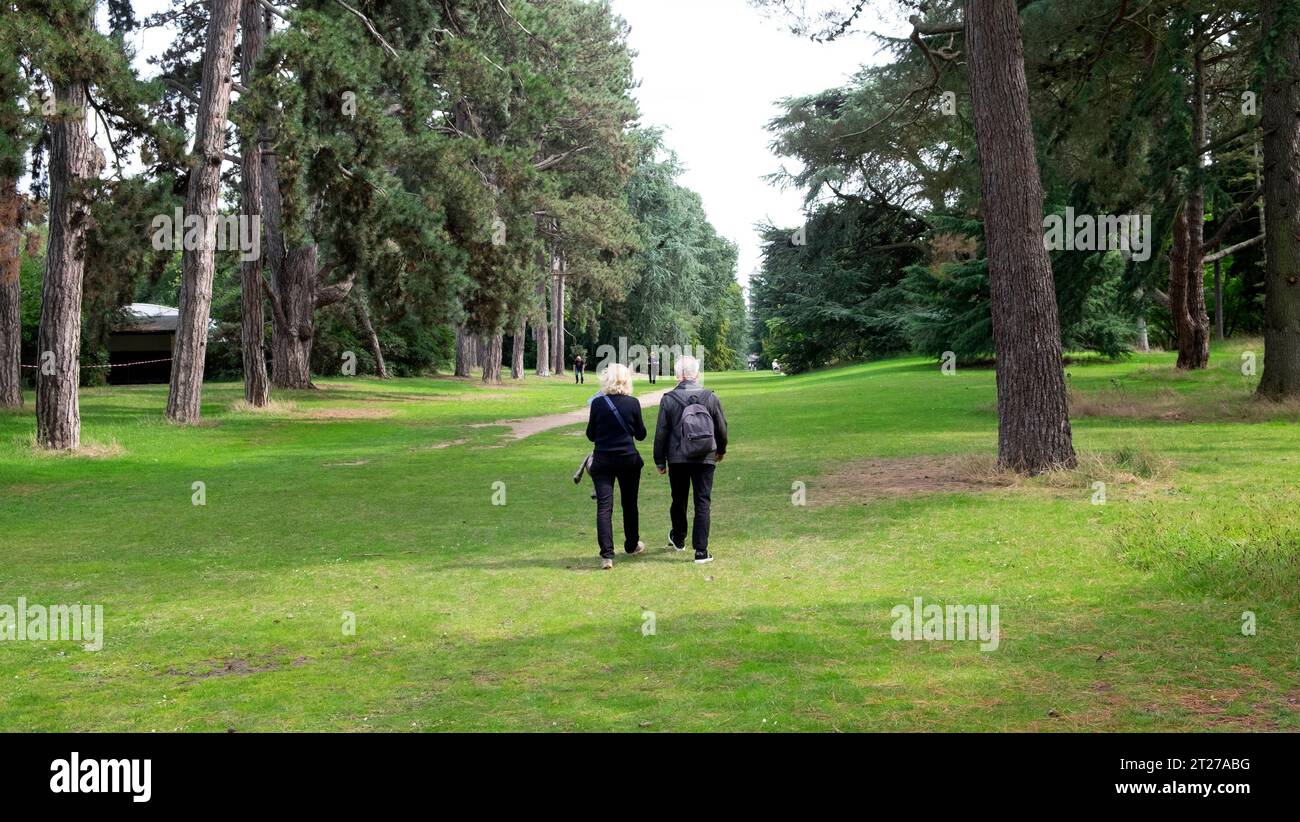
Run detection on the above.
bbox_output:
[586,393,646,459]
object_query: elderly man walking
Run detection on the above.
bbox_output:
[653,356,728,563]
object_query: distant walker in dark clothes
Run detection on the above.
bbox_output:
[585,364,646,569]
[648,350,659,385]
[574,353,585,384]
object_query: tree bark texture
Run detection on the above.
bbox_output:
[1258,0,1300,399]
[454,325,477,377]
[37,75,101,449]
[0,178,21,407]
[167,0,241,422]
[550,258,566,376]
[354,290,389,379]
[238,0,271,406]
[511,314,525,379]
[966,0,1077,473]
[534,275,550,377]
[1176,49,1210,370]
[481,331,503,384]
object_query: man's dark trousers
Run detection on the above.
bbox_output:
[668,462,715,552]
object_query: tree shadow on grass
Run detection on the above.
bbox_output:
[379,587,1300,732]
[438,547,689,573]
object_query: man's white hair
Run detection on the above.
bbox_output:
[675,355,701,381]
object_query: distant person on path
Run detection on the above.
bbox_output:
[648,350,659,385]
[653,355,728,564]
[586,364,647,569]
[574,353,585,384]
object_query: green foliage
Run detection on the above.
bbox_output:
[752,197,926,373]
[903,256,993,360]
[567,129,743,369]
[82,174,182,356]
[18,243,43,368]
[747,1,1288,380]
[1061,251,1137,360]
[904,233,1137,362]
[695,281,747,371]
[245,1,469,322]
[618,133,738,343]
[8,0,742,388]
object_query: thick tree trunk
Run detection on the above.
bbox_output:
[454,325,477,377]
[481,332,503,384]
[557,270,566,375]
[0,178,21,408]
[254,64,304,391]
[511,314,525,379]
[261,249,352,390]
[258,70,287,386]
[1168,203,1195,361]
[167,0,240,422]
[353,290,389,379]
[1214,259,1225,341]
[36,79,100,449]
[551,261,566,376]
[252,34,350,393]
[966,0,1076,474]
[553,267,564,374]
[1135,316,1150,352]
[238,0,270,406]
[534,277,550,377]
[269,246,320,389]
[1179,49,1210,370]
[1258,0,1300,399]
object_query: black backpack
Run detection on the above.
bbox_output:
[670,391,717,459]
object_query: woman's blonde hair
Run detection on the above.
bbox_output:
[600,363,634,396]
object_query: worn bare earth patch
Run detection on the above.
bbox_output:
[813,456,1008,506]
[1168,686,1299,731]
[815,450,1172,507]
[168,654,308,683]
[298,407,397,421]
[422,438,467,450]
[1069,386,1300,423]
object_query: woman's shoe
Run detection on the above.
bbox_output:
[601,557,614,570]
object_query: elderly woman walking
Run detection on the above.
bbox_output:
[585,363,647,569]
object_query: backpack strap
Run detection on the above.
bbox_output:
[667,388,709,409]
[602,394,635,441]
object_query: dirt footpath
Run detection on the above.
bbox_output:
[482,389,668,440]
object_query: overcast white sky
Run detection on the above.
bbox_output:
[113,0,901,290]
[610,0,895,288]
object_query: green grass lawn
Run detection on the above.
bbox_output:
[1,343,1298,731]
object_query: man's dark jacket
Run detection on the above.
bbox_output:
[653,380,728,468]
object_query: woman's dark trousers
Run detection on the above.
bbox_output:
[590,455,643,559]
